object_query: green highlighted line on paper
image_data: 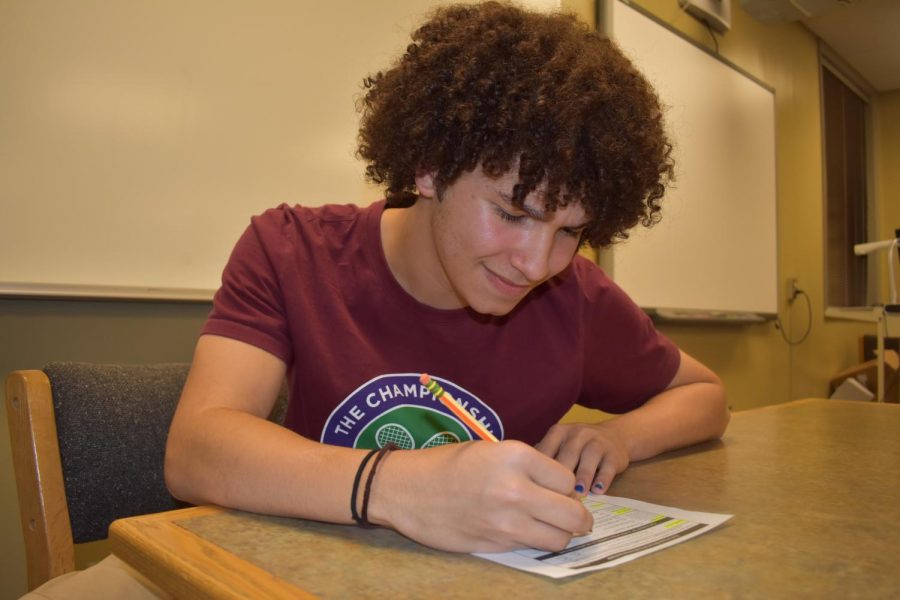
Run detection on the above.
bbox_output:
[474,494,732,579]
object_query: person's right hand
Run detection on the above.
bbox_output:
[367,440,593,553]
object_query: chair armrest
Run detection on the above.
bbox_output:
[6,370,75,589]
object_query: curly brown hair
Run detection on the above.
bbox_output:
[357,1,673,248]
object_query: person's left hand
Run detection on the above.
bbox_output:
[535,422,631,496]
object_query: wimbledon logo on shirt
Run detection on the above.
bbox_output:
[321,373,503,449]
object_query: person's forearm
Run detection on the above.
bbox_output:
[598,381,729,462]
[166,410,593,553]
[165,406,366,523]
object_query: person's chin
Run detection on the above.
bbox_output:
[466,289,528,317]
[461,266,533,315]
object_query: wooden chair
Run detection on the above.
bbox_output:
[5,363,192,590]
[6,362,291,590]
[6,363,287,590]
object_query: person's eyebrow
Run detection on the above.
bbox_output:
[499,191,589,230]
[498,192,547,220]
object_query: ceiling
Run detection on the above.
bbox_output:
[742,0,900,92]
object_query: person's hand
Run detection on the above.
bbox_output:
[368,440,593,553]
[535,422,630,496]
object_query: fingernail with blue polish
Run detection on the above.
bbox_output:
[593,482,604,490]
[574,483,585,494]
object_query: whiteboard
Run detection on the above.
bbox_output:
[0,0,559,301]
[599,0,778,318]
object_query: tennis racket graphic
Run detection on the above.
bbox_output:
[375,423,415,449]
[421,431,461,448]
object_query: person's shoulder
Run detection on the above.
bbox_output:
[252,201,379,227]
[247,201,383,244]
[566,254,615,297]
[558,253,647,313]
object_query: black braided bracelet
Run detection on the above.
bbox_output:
[350,447,380,525]
[360,443,398,527]
[350,443,398,527]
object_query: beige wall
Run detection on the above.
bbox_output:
[1,1,894,598]
[563,0,875,426]
[561,1,886,413]
[874,90,900,301]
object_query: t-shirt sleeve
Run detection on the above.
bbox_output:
[202,212,294,365]
[577,266,681,414]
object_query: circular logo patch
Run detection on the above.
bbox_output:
[320,373,503,448]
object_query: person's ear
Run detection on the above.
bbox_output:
[414,171,438,199]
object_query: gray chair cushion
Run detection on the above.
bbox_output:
[44,362,191,543]
[45,361,290,543]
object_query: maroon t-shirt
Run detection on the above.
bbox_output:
[203,201,680,448]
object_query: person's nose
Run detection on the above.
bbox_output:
[509,227,554,283]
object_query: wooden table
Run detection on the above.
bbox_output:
[110,399,900,599]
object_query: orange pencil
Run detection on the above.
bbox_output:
[420,373,500,442]
[421,374,589,533]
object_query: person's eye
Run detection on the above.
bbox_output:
[560,227,585,239]
[494,206,525,224]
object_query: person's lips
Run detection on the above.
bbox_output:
[483,265,531,297]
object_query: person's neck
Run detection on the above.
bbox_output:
[380,198,462,309]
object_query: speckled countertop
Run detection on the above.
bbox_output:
[177,400,900,599]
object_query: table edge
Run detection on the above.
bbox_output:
[110,506,317,600]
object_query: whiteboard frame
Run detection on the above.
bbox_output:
[0,1,436,302]
[597,0,779,321]
[0,282,213,303]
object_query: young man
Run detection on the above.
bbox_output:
[165,1,729,555]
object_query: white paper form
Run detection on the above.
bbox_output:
[474,494,732,579]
